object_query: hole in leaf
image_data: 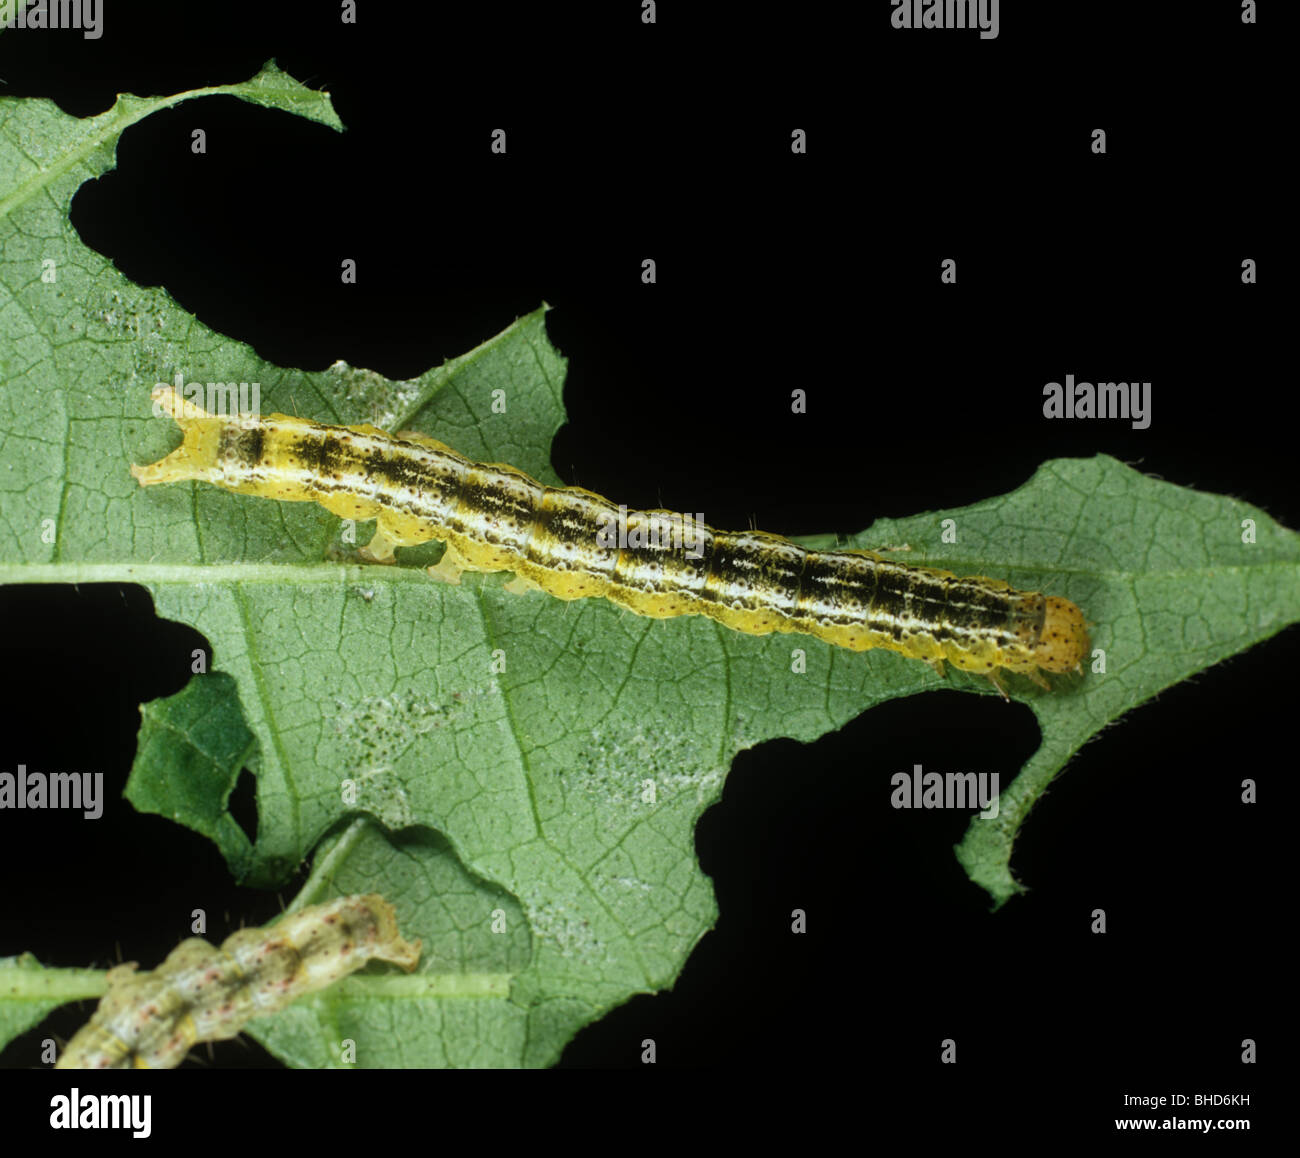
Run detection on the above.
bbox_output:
[227,767,258,845]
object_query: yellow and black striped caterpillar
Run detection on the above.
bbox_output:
[132,386,1089,692]
[55,894,421,1069]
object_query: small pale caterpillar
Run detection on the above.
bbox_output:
[132,387,1089,692]
[55,894,421,1069]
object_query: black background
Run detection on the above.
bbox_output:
[0,0,1283,1138]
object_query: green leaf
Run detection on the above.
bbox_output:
[2,62,1297,1067]
[0,60,339,226]
[0,954,107,1053]
[129,672,258,881]
[838,460,1300,905]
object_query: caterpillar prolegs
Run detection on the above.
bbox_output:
[55,894,421,1069]
[132,387,1090,692]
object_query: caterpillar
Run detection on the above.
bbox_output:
[131,386,1089,692]
[55,894,421,1069]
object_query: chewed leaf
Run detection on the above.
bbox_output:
[1,61,1297,1071]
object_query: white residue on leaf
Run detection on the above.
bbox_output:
[323,359,426,431]
[332,691,451,769]
[352,767,415,828]
[573,720,724,823]
[522,889,602,964]
[613,875,652,892]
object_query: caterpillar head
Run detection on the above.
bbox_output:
[1034,596,1090,674]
